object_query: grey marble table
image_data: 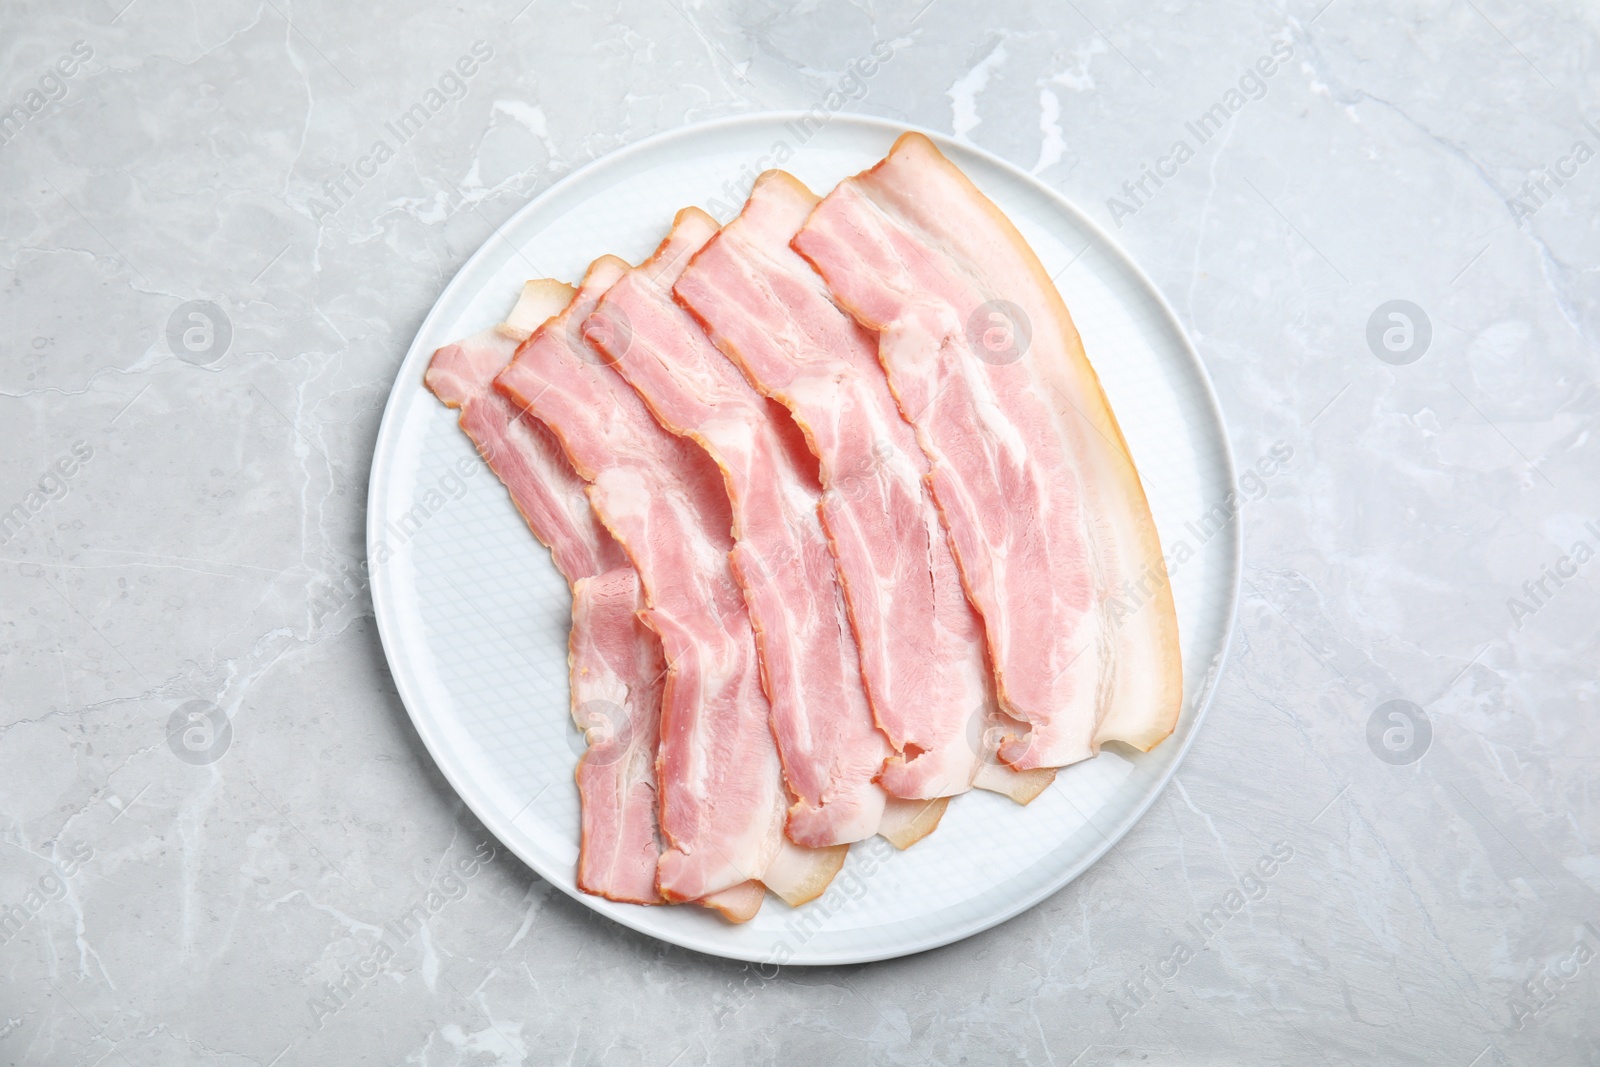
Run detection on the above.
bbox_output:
[2,0,1597,1063]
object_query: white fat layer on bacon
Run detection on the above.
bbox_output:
[497,255,840,908]
[677,172,1053,804]
[592,209,892,849]
[794,134,1181,770]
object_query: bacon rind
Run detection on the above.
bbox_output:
[762,839,848,906]
[675,171,1055,806]
[878,796,949,849]
[698,880,767,923]
[794,133,1181,768]
[588,208,893,849]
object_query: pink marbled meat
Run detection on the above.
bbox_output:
[675,172,1054,804]
[794,133,1182,769]
[425,299,625,585]
[591,208,891,848]
[496,256,844,912]
[426,284,663,904]
[569,566,666,904]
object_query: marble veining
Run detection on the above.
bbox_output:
[0,0,1596,1064]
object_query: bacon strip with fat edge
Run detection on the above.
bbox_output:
[793,133,1182,769]
[590,208,953,848]
[567,566,666,903]
[424,282,665,904]
[495,256,847,914]
[674,172,1054,804]
[425,281,625,584]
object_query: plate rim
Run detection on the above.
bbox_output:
[366,110,1243,965]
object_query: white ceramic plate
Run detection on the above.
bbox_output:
[368,113,1240,965]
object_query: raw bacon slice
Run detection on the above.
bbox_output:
[879,795,951,848]
[697,880,767,923]
[426,282,665,905]
[496,256,846,911]
[794,133,1181,769]
[569,567,665,903]
[425,281,627,585]
[588,208,896,849]
[675,171,1053,805]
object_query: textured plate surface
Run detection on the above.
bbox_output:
[367,113,1240,965]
